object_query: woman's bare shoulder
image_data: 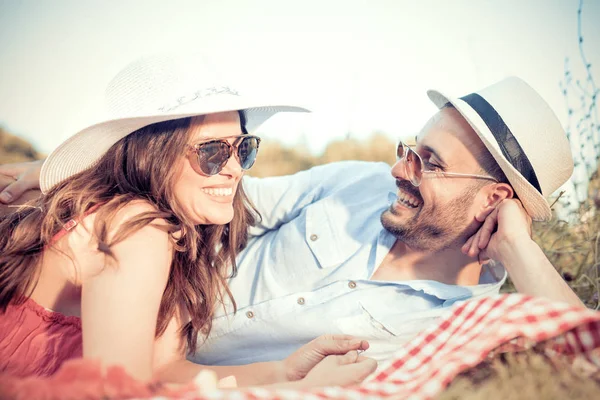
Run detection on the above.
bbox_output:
[52,199,174,282]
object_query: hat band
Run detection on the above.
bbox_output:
[459,93,542,194]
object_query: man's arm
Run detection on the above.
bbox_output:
[0,171,42,217]
[493,236,584,307]
[244,161,390,237]
[464,199,585,307]
[0,160,43,204]
[243,167,316,237]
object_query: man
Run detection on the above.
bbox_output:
[189,77,584,366]
[0,77,584,368]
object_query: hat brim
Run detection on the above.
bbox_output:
[427,90,552,221]
[40,98,309,193]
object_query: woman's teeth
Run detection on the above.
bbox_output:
[397,189,421,208]
[202,187,233,197]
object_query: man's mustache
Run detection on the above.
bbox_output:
[395,179,423,201]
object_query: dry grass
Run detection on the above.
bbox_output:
[248,133,397,178]
[437,348,600,400]
[529,194,600,309]
[0,127,42,164]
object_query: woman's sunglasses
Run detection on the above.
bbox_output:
[396,140,498,186]
[190,135,261,176]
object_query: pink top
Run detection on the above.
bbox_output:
[0,209,99,378]
[0,298,82,378]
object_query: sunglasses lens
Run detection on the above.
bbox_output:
[197,141,231,175]
[404,149,422,186]
[237,136,260,170]
[396,142,406,160]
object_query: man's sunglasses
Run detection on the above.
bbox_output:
[189,135,261,176]
[396,140,498,187]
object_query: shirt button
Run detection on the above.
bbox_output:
[348,281,357,289]
[297,297,305,305]
[245,311,255,319]
[310,234,318,241]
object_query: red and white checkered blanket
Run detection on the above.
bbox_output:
[3,294,600,399]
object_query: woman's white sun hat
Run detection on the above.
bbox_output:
[427,77,574,221]
[40,53,310,193]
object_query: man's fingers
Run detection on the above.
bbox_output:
[0,164,23,178]
[475,204,495,223]
[468,227,483,258]
[353,339,369,351]
[339,350,360,365]
[462,235,474,254]
[0,160,43,204]
[312,336,369,355]
[327,334,369,350]
[342,357,378,384]
[477,208,499,249]
[0,179,26,204]
[478,249,491,266]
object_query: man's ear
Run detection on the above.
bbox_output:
[474,183,513,221]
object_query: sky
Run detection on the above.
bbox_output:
[0,0,599,166]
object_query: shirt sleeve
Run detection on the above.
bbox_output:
[242,161,391,237]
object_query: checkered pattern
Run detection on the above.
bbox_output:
[201,294,600,400]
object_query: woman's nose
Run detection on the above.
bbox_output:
[220,153,243,178]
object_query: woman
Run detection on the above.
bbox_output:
[0,54,376,387]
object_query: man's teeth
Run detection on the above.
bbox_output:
[397,189,421,208]
[202,187,233,196]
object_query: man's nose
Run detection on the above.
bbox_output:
[391,158,409,181]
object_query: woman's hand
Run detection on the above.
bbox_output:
[152,336,369,389]
[299,350,377,388]
[192,370,237,390]
[282,335,370,382]
[0,159,44,203]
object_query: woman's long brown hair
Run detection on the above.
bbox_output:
[0,115,256,352]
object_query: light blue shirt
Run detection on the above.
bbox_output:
[190,161,506,365]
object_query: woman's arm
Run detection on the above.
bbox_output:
[152,310,285,386]
[77,202,173,381]
[159,351,377,390]
[154,323,372,387]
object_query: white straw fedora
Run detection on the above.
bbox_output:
[427,77,574,221]
[40,54,310,193]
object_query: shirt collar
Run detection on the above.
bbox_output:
[376,230,508,301]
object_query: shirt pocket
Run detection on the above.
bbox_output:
[335,302,399,340]
[304,198,363,269]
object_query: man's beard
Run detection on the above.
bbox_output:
[380,180,478,252]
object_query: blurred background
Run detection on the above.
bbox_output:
[1,0,599,306]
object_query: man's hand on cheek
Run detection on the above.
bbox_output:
[462,199,533,263]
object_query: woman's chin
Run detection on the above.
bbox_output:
[190,208,234,226]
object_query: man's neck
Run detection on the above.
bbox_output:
[371,239,482,285]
